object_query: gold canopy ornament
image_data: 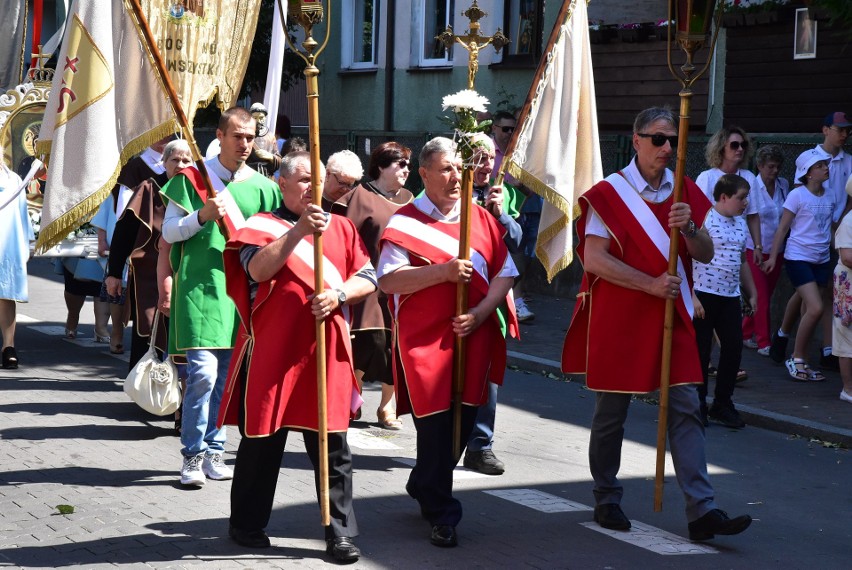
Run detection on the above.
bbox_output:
[136,0,263,124]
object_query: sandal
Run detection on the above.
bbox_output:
[377,408,403,430]
[785,358,821,382]
[64,329,77,339]
[1,347,18,369]
[735,369,748,383]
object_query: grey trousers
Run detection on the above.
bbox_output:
[588,384,717,522]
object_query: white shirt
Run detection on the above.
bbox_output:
[783,186,834,263]
[749,174,789,253]
[377,193,517,279]
[161,157,254,244]
[815,144,852,223]
[694,208,747,298]
[585,157,674,238]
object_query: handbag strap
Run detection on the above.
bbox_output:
[149,310,161,351]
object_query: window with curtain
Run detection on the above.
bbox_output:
[342,0,380,69]
[502,0,544,63]
[419,0,454,66]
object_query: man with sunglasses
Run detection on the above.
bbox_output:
[563,107,753,541]
[492,110,539,322]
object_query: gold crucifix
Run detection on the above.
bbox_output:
[436,0,509,89]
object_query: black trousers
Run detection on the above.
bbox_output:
[407,406,478,526]
[229,428,358,540]
[694,291,742,407]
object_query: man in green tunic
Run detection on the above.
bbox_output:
[161,107,281,486]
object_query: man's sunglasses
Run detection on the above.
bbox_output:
[729,140,748,151]
[637,133,678,147]
[499,126,515,134]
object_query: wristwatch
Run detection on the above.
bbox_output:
[334,288,347,307]
[681,219,698,239]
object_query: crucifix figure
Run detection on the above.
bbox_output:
[436,0,509,89]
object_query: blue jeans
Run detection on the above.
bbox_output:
[181,348,232,457]
[467,381,498,452]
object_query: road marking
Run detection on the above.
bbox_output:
[580,521,718,555]
[348,429,401,450]
[391,457,490,480]
[28,324,67,336]
[15,314,38,323]
[484,489,592,513]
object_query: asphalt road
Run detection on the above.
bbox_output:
[0,259,849,569]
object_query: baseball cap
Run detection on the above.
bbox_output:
[824,111,852,128]
[794,147,831,183]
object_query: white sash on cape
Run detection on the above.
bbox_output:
[605,173,694,318]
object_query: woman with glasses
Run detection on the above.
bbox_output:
[333,142,414,430]
[742,145,789,356]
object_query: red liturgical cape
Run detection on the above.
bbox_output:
[562,173,711,393]
[381,204,517,417]
[217,212,371,436]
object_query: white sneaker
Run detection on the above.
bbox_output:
[840,390,852,404]
[743,338,758,349]
[756,346,771,357]
[180,454,205,486]
[515,298,535,322]
[202,452,234,481]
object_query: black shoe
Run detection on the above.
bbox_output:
[1,346,18,369]
[228,524,271,548]
[430,524,458,547]
[463,449,505,475]
[688,509,752,541]
[708,403,746,429]
[593,503,631,531]
[820,353,840,372]
[326,537,360,563]
[769,333,788,363]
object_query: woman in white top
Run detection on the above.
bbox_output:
[764,148,834,381]
[695,126,763,260]
[742,145,790,354]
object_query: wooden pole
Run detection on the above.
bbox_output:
[125,0,228,239]
[653,89,692,512]
[305,62,331,527]
[452,166,475,460]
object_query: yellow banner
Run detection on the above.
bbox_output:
[139,0,263,124]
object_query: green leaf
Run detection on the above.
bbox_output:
[56,504,74,515]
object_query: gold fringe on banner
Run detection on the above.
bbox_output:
[34,119,179,252]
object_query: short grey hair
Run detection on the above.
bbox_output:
[279,151,324,179]
[327,150,363,180]
[162,139,191,162]
[756,144,784,167]
[419,137,457,168]
[633,107,676,134]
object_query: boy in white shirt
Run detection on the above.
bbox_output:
[692,174,757,428]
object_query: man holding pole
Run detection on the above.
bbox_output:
[378,137,516,547]
[562,107,752,541]
[161,107,281,487]
[218,152,374,561]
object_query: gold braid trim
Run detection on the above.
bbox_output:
[506,161,583,282]
[34,119,179,251]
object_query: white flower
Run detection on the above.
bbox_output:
[442,89,489,114]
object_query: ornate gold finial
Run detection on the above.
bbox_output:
[27,45,55,85]
[437,0,509,89]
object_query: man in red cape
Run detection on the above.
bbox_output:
[218,152,375,562]
[378,137,517,547]
[562,107,752,541]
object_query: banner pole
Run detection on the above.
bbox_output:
[125,0,228,239]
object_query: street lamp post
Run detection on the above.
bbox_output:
[655,0,723,512]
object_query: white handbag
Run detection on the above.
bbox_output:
[124,311,180,416]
